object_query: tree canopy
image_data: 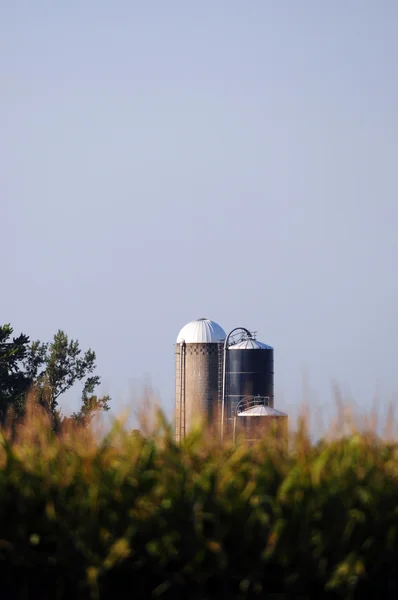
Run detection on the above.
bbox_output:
[0,325,31,421]
[0,324,110,428]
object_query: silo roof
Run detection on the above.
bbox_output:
[238,405,287,417]
[176,318,226,344]
[229,339,273,350]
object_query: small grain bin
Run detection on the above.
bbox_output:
[233,398,288,446]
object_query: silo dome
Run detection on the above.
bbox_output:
[237,405,286,417]
[176,318,226,344]
[229,339,273,350]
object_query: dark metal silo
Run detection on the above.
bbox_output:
[226,339,274,431]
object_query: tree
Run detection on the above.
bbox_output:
[68,392,111,428]
[0,324,32,421]
[32,330,110,428]
[0,324,110,428]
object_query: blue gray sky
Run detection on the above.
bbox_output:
[2,1,397,426]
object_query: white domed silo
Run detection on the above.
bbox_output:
[175,318,226,442]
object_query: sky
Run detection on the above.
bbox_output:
[2,1,398,428]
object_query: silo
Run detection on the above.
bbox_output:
[234,402,288,447]
[175,318,226,443]
[225,339,274,434]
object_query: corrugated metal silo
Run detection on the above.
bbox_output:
[234,401,288,447]
[175,318,225,443]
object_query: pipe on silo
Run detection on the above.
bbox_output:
[180,341,186,441]
[176,340,186,443]
[221,327,251,442]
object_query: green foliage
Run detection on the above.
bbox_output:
[0,412,397,599]
[0,324,110,428]
[0,324,31,420]
[69,389,111,427]
[33,329,110,426]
